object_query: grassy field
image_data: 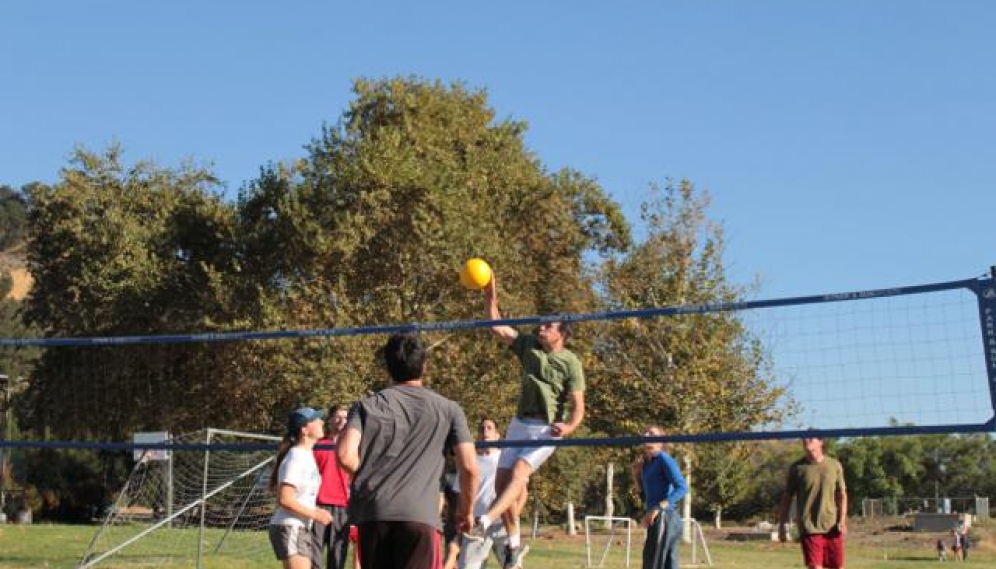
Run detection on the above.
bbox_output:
[0,520,991,569]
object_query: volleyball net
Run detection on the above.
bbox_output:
[2,271,994,568]
[1,270,994,455]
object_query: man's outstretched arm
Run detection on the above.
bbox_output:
[484,274,517,345]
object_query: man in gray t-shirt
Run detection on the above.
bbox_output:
[337,332,479,569]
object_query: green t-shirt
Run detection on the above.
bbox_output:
[785,455,846,536]
[511,334,585,424]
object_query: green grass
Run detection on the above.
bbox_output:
[0,522,991,569]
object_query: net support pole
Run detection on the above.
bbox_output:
[975,270,996,419]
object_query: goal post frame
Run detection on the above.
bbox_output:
[77,429,279,569]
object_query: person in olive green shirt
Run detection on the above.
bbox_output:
[778,435,848,569]
[465,273,585,569]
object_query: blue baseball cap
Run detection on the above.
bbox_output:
[287,407,325,435]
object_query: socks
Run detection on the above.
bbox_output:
[508,532,521,549]
[479,514,492,529]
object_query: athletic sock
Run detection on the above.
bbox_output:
[479,514,492,529]
[508,532,521,549]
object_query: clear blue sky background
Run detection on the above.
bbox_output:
[3,0,994,299]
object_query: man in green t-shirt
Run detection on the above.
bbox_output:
[778,435,848,569]
[465,273,586,569]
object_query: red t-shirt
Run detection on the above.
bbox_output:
[313,437,351,506]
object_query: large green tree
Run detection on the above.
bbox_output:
[229,77,634,513]
[14,77,808,523]
[20,146,252,440]
[589,181,792,525]
[234,77,631,432]
[837,431,924,505]
[837,432,996,513]
[19,79,632,444]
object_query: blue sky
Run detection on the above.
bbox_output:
[2,0,994,299]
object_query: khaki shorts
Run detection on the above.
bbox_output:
[459,525,508,569]
[269,524,315,560]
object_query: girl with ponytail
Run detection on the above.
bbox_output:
[268,407,335,569]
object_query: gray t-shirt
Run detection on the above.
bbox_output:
[346,384,473,527]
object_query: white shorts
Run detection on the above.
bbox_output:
[497,417,559,471]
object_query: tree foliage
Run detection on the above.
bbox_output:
[0,185,29,251]
[10,77,810,521]
[837,431,996,509]
[232,77,632,436]
[20,146,253,440]
[17,79,633,443]
[586,181,792,521]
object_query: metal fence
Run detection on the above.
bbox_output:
[861,497,990,518]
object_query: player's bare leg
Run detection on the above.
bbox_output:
[466,460,531,540]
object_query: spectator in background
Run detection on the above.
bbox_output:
[632,425,687,569]
[312,404,353,569]
[954,515,970,560]
[778,435,848,569]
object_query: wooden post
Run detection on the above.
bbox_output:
[567,501,576,536]
[606,462,614,529]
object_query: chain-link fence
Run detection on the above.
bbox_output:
[861,496,990,518]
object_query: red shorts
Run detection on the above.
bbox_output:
[801,530,844,569]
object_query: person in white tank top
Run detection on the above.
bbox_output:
[450,418,511,569]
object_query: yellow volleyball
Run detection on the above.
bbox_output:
[460,258,492,290]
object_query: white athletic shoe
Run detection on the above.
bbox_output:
[462,518,488,542]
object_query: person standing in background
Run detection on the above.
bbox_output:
[778,435,848,569]
[632,425,687,569]
[269,407,334,569]
[312,404,352,569]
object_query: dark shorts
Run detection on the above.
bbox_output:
[268,524,316,560]
[801,530,844,569]
[357,520,438,569]
[442,485,461,544]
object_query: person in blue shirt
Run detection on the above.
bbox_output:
[631,425,688,569]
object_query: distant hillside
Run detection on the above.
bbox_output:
[1,246,32,300]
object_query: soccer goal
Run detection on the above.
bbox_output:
[585,515,634,568]
[584,515,712,568]
[78,428,279,569]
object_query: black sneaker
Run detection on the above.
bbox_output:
[503,544,530,569]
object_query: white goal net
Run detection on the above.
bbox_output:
[78,428,279,569]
